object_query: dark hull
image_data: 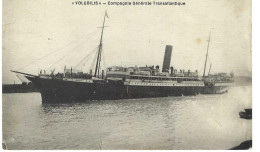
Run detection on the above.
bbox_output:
[239,109,252,119]
[26,76,229,103]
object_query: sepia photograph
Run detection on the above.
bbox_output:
[2,0,252,150]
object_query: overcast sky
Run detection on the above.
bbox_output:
[3,0,251,84]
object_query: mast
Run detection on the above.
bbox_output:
[203,30,211,78]
[94,11,108,77]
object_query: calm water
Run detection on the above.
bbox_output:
[2,86,252,150]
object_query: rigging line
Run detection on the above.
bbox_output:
[74,46,99,68]
[208,63,212,75]
[207,55,212,74]
[97,44,103,76]
[48,31,99,69]
[194,56,203,74]
[17,29,99,71]
[48,40,88,69]
[208,55,211,65]
[77,51,97,70]
[101,46,107,70]
[90,50,99,72]
[16,74,28,83]
[203,30,211,77]
[74,49,97,68]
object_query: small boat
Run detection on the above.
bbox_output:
[229,140,252,150]
[239,108,252,119]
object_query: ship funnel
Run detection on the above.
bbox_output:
[162,45,173,72]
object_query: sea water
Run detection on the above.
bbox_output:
[2,86,252,150]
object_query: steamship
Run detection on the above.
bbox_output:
[12,12,234,103]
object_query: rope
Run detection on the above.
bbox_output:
[101,45,107,70]
[74,46,99,68]
[195,49,205,73]
[48,31,98,69]
[16,74,28,83]
[90,49,99,71]
[17,29,98,71]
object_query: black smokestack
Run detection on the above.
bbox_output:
[162,45,173,72]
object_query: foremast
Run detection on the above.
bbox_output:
[94,11,109,77]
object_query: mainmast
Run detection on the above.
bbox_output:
[203,30,211,78]
[94,11,108,77]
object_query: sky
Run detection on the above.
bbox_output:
[2,0,251,84]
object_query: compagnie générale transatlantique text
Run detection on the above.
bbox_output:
[72,1,186,6]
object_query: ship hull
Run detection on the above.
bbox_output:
[26,76,229,103]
